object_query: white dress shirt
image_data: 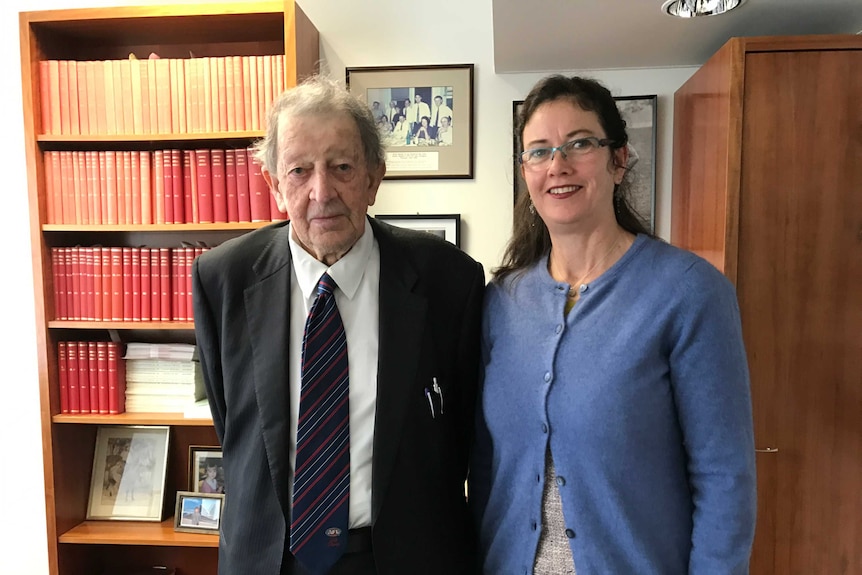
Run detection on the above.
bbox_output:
[287,219,380,529]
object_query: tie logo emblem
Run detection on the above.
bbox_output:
[325,527,342,538]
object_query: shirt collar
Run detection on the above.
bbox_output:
[288,217,373,300]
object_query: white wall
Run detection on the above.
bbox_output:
[0,1,695,573]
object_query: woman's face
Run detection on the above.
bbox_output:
[206,466,217,479]
[521,98,626,236]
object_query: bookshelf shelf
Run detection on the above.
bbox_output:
[43,222,272,233]
[20,2,318,573]
[54,412,212,426]
[59,519,219,547]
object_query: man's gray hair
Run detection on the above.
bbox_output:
[251,75,385,176]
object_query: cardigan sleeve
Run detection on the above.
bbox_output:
[669,259,757,574]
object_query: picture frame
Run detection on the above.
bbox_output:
[512,95,657,233]
[86,425,170,521]
[375,214,461,248]
[346,64,474,180]
[188,445,225,494]
[173,491,225,534]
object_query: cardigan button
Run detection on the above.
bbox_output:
[555,476,566,487]
[531,521,537,531]
[565,528,575,539]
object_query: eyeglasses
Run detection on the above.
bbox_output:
[518,136,615,170]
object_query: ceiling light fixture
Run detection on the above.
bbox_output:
[661,0,746,18]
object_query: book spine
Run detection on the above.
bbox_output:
[171,149,184,224]
[211,149,227,223]
[76,341,90,414]
[107,342,125,414]
[58,341,69,414]
[196,149,213,224]
[225,148,238,223]
[235,147,251,222]
[67,340,80,414]
[97,341,109,414]
[122,247,133,321]
[88,342,99,414]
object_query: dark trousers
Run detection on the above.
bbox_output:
[280,551,376,575]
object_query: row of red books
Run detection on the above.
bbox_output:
[39,54,286,136]
[52,246,211,323]
[44,147,285,226]
[58,341,125,415]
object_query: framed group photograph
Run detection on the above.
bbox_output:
[87,425,170,521]
[173,491,225,534]
[188,445,225,494]
[346,64,474,180]
[375,214,461,248]
[512,95,657,233]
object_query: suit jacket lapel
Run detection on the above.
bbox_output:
[370,219,427,523]
[244,225,293,511]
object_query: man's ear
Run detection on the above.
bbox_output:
[263,168,287,213]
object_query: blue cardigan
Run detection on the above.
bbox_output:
[470,235,756,574]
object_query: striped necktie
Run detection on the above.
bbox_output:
[290,272,350,574]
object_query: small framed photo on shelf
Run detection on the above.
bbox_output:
[188,445,225,494]
[511,95,657,233]
[375,214,461,248]
[173,491,225,534]
[86,425,170,521]
[346,64,474,180]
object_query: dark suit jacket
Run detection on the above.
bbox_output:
[192,217,484,575]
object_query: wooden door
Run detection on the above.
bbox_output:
[738,48,862,574]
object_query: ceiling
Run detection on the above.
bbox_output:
[492,0,862,72]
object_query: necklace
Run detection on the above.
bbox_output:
[565,236,622,299]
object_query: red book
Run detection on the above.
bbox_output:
[83,247,94,321]
[171,149,184,223]
[98,151,109,225]
[69,247,81,321]
[141,248,151,322]
[71,151,84,224]
[140,151,152,225]
[107,342,125,414]
[76,341,90,414]
[52,248,67,320]
[122,247,133,321]
[182,150,194,223]
[68,60,80,135]
[196,149,213,223]
[110,247,123,321]
[248,147,270,222]
[88,342,99,414]
[235,148,251,222]
[67,340,80,414]
[105,150,118,225]
[131,151,141,224]
[211,149,227,223]
[86,151,100,225]
[132,247,141,321]
[101,249,112,321]
[58,341,69,414]
[153,150,166,224]
[45,60,62,135]
[225,148,238,222]
[159,248,171,321]
[162,149,174,224]
[173,249,184,322]
[45,150,57,224]
[97,341,109,414]
[92,246,103,321]
[121,150,133,225]
[150,248,161,321]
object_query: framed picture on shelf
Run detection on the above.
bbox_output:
[86,425,170,521]
[375,214,461,248]
[173,491,225,534]
[188,445,225,494]
[346,64,474,180]
[511,95,657,233]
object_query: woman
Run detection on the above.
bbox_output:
[470,75,756,574]
[413,115,432,144]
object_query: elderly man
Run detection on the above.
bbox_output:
[193,76,484,575]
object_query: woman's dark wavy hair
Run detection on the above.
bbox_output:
[493,75,654,282]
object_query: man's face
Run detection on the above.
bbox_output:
[414,94,422,103]
[264,112,385,265]
[434,96,443,106]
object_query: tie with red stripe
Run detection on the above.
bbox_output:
[290,272,350,574]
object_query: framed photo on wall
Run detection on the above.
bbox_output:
[375,214,461,247]
[86,425,170,521]
[512,95,657,233]
[346,64,474,180]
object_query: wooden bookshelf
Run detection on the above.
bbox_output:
[19,2,318,574]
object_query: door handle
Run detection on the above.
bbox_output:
[755,447,779,453]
